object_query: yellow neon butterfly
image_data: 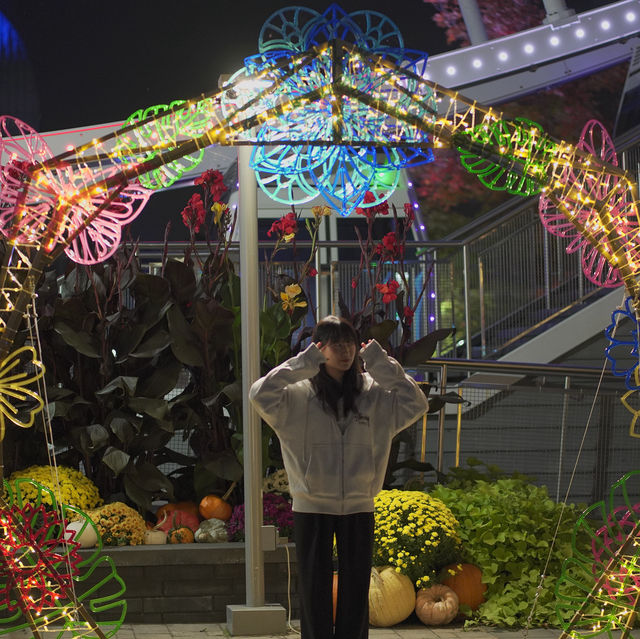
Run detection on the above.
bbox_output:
[0,345,45,441]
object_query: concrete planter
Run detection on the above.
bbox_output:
[79,542,298,623]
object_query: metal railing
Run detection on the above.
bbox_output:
[408,358,639,506]
[135,127,640,360]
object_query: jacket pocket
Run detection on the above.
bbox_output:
[304,443,341,498]
[343,416,375,499]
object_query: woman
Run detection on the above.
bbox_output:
[249,315,428,639]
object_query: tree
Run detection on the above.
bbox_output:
[414,0,628,238]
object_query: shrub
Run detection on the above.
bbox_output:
[373,489,461,588]
[227,492,294,541]
[431,479,589,627]
[9,465,103,511]
[86,502,147,546]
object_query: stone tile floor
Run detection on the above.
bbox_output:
[108,623,563,639]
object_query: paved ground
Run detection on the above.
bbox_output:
[109,622,563,639]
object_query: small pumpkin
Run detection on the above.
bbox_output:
[156,500,200,523]
[332,571,338,624]
[199,481,236,521]
[167,526,195,543]
[144,514,167,545]
[415,584,459,626]
[156,510,200,535]
[64,518,98,548]
[441,563,487,612]
[194,518,228,543]
[144,529,167,545]
[368,566,416,627]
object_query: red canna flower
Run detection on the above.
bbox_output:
[355,191,378,218]
[195,169,228,202]
[181,193,206,232]
[376,232,404,259]
[267,211,298,242]
[404,202,415,224]
[376,279,400,304]
[403,305,414,325]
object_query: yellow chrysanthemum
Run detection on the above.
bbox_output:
[373,489,461,588]
[10,465,103,511]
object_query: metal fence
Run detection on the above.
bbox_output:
[407,359,640,507]
[136,127,640,361]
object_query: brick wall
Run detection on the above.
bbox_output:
[79,542,299,624]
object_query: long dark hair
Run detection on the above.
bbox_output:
[311,315,362,418]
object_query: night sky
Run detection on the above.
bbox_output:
[0,0,450,132]
[0,0,621,241]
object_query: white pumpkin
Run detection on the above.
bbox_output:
[368,566,416,627]
[416,584,459,626]
[143,529,167,544]
[64,519,98,548]
[195,518,228,543]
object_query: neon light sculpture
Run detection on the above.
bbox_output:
[605,296,640,391]
[0,116,152,265]
[538,120,639,288]
[0,3,638,632]
[116,101,207,190]
[1,479,126,638]
[556,471,640,639]
[0,345,44,442]
[218,4,436,214]
[458,117,557,197]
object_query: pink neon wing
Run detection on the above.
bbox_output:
[0,116,63,243]
[63,177,152,265]
[538,120,640,288]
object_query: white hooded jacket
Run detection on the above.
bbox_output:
[249,340,429,515]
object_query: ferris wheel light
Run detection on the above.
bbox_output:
[446,66,456,76]
[575,28,586,38]
[549,36,560,46]
[498,51,508,62]
[600,20,611,30]
[625,11,636,22]
[524,43,535,54]
[472,58,482,68]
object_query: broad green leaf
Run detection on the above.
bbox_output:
[69,424,110,456]
[131,328,172,358]
[102,446,131,476]
[402,328,453,366]
[128,397,169,420]
[96,376,138,397]
[167,304,204,366]
[54,320,101,358]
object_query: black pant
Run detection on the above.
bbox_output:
[293,511,374,639]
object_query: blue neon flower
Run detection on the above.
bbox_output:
[605,296,640,390]
[219,4,436,215]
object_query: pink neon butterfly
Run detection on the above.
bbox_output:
[0,116,151,264]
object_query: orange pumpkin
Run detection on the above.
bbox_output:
[168,526,195,543]
[199,482,237,521]
[441,563,487,612]
[156,500,200,523]
[157,510,200,535]
[332,572,338,624]
[415,585,459,625]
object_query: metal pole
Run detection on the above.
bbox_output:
[238,145,264,607]
[478,256,486,358]
[437,364,448,473]
[543,229,551,311]
[459,0,488,45]
[462,245,472,360]
[542,0,575,24]
[556,376,570,502]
